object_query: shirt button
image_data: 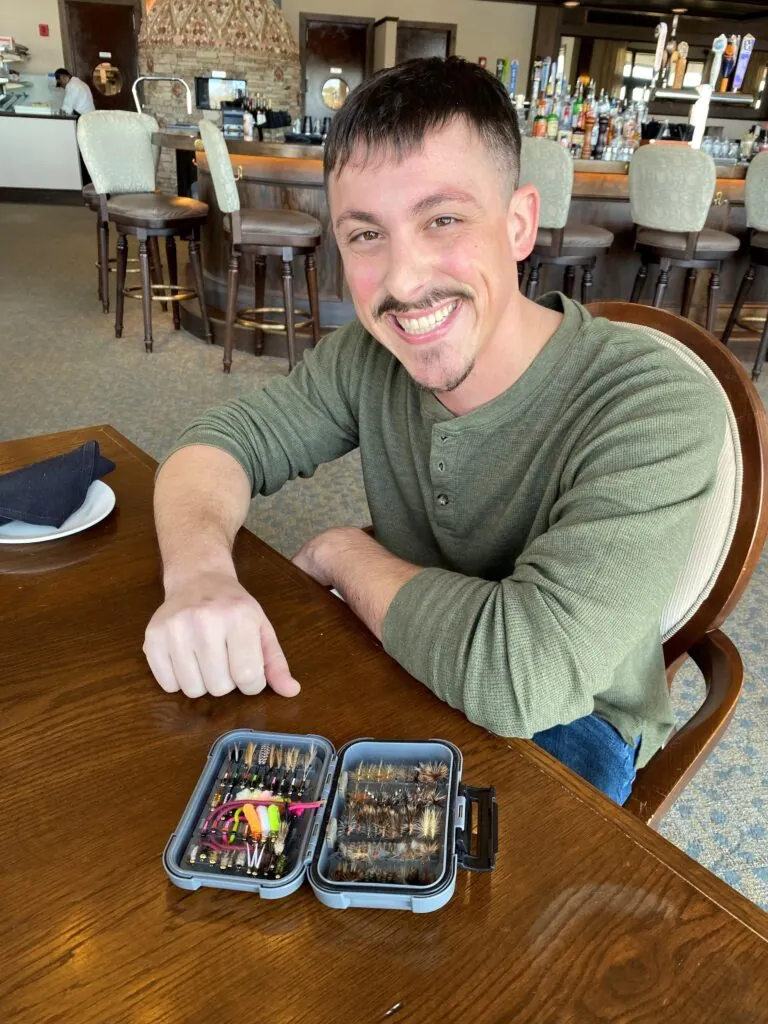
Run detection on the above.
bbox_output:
[437,460,445,472]
[436,493,449,506]
[439,434,449,443]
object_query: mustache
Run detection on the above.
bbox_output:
[375,288,472,320]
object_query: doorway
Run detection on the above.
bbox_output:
[299,14,374,124]
[60,0,140,112]
[395,21,457,64]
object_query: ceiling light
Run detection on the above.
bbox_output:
[671,7,688,12]
[563,1,580,7]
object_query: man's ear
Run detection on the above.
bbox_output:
[508,184,540,264]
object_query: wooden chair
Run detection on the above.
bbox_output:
[587,301,768,827]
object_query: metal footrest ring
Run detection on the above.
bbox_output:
[123,284,198,303]
[236,305,314,333]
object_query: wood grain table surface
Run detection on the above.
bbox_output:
[1,426,767,1024]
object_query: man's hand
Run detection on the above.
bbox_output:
[292,527,422,639]
[291,527,353,587]
[143,571,301,700]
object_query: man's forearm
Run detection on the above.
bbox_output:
[301,529,422,639]
[154,445,252,592]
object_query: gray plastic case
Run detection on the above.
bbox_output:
[164,729,497,913]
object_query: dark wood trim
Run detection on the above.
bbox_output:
[0,187,82,205]
[59,0,142,75]
[396,20,458,58]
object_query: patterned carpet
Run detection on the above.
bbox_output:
[1,202,766,911]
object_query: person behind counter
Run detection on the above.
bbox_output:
[54,68,95,116]
[143,57,725,807]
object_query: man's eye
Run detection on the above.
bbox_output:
[352,230,381,243]
[431,216,458,228]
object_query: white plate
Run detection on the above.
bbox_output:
[0,480,116,544]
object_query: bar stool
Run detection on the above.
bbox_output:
[721,152,768,380]
[628,144,739,333]
[198,119,322,374]
[519,137,613,303]
[82,182,163,314]
[78,110,211,352]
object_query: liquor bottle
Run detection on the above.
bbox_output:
[653,21,668,91]
[571,127,585,159]
[532,96,548,137]
[546,99,560,139]
[593,114,610,160]
[571,83,584,130]
[478,57,487,69]
[582,103,596,159]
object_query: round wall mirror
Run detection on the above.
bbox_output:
[321,77,349,111]
[91,61,123,96]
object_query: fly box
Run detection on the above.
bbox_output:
[164,729,497,912]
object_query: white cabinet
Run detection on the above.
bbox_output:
[0,115,82,190]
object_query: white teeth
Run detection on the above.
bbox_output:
[396,302,456,336]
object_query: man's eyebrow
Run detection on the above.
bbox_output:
[409,190,480,217]
[335,209,382,231]
[335,190,479,232]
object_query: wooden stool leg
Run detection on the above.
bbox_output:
[630,262,647,303]
[680,268,697,320]
[189,235,212,345]
[253,255,266,356]
[652,259,670,308]
[96,216,104,303]
[138,237,154,353]
[98,219,110,314]
[165,236,180,330]
[305,251,321,345]
[751,313,768,382]
[563,264,576,299]
[114,233,128,339]
[281,253,297,371]
[223,250,240,375]
[148,236,167,313]
[722,264,756,346]
[526,261,540,300]
[706,266,721,335]
[581,261,595,305]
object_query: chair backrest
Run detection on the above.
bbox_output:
[629,144,715,233]
[198,119,240,214]
[586,301,768,668]
[745,150,768,231]
[519,137,573,230]
[77,110,159,195]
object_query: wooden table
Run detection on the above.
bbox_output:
[2,426,767,1024]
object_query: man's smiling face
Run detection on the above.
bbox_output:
[328,118,526,395]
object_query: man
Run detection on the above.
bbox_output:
[144,58,724,805]
[54,68,95,116]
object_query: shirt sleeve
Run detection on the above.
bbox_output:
[381,372,726,738]
[60,82,74,115]
[164,322,369,496]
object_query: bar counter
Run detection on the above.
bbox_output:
[153,129,765,347]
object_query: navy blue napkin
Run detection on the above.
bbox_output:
[0,441,116,528]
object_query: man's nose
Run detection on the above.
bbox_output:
[383,235,433,307]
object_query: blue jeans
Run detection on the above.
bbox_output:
[533,714,639,805]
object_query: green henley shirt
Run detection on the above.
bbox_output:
[170,294,725,768]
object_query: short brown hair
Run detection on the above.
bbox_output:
[323,56,521,190]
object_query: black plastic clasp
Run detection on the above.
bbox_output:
[455,784,498,872]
